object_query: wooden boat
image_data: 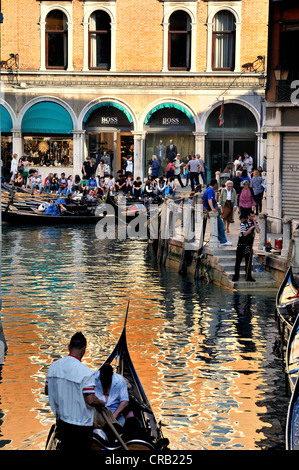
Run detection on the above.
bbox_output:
[286,376,299,450]
[286,312,299,393]
[106,192,148,222]
[45,303,169,451]
[2,207,106,225]
[276,266,299,341]
[1,184,110,225]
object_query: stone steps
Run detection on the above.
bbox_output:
[203,245,278,291]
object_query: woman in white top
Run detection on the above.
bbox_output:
[220,180,238,233]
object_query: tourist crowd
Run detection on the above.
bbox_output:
[7,151,266,211]
[7,152,208,200]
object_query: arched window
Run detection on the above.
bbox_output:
[168,11,191,70]
[212,11,235,71]
[45,10,68,69]
[89,10,111,70]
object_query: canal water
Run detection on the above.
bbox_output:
[0,224,289,450]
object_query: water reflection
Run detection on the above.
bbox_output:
[0,225,288,450]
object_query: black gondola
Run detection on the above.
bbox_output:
[2,208,105,225]
[106,192,148,222]
[286,312,299,393]
[276,266,299,341]
[286,376,299,450]
[45,303,169,451]
[1,185,110,225]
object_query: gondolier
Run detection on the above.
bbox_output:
[45,304,169,451]
[232,210,260,282]
[45,332,105,451]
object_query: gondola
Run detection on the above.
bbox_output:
[286,376,299,450]
[286,312,299,393]
[1,185,110,225]
[106,192,149,223]
[276,266,299,341]
[45,303,169,451]
[2,207,106,225]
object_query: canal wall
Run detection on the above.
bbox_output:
[164,238,287,290]
[156,196,296,291]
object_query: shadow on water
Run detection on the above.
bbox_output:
[0,224,290,450]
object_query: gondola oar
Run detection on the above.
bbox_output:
[99,408,129,450]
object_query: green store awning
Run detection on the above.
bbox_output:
[145,103,195,124]
[21,102,73,134]
[83,102,133,124]
[0,106,13,133]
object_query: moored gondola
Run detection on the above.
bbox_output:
[2,208,105,225]
[106,192,148,222]
[286,313,299,393]
[45,303,169,451]
[286,376,299,450]
[276,266,299,342]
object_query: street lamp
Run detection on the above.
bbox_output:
[273,65,289,82]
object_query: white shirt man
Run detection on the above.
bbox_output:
[243,153,253,173]
[45,332,104,451]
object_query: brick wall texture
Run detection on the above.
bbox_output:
[1,0,269,72]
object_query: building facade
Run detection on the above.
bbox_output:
[0,0,268,182]
[265,0,299,230]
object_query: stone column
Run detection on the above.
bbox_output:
[258,212,267,250]
[72,131,85,178]
[132,132,145,180]
[193,132,207,157]
[12,130,23,158]
[194,196,203,244]
[256,131,265,168]
[281,217,292,258]
[113,132,117,178]
[209,211,219,250]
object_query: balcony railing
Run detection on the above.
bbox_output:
[275,84,292,102]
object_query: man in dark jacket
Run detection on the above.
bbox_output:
[151,155,159,178]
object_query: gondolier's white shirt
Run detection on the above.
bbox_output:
[46,355,96,426]
[94,371,129,413]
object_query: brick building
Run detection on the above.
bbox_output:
[0,0,268,182]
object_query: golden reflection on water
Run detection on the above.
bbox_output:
[0,226,287,450]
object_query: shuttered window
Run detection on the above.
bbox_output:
[282,133,299,219]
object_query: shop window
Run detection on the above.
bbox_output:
[168,11,191,70]
[145,133,195,177]
[23,137,73,167]
[212,10,235,71]
[45,10,68,69]
[89,10,111,70]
